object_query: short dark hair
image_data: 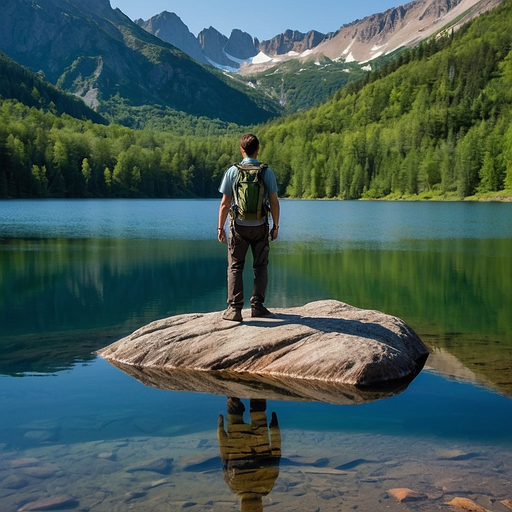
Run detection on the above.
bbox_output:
[240,133,259,157]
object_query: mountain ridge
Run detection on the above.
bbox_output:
[308,0,503,64]
[137,0,503,73]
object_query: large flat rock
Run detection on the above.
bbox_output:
[98,300,429,404]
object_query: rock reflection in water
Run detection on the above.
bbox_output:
[104,362,417,405]
[218,398,281,512]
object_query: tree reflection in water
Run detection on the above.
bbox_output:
[218,398,281,512]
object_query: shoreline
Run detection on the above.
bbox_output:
[1,192,512,202]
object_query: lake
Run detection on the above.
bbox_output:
[1,199,511,512]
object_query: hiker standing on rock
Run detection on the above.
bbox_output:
[217,133,280,322]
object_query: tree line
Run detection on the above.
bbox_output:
[0,100,241,198]
[2,0,512,200]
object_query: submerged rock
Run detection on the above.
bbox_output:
[9,458,40,469]
[18,494,77,511]
[501,500,512,511]
[99,300,428,404]
[98,451,116,461]
[20,465,59,479]
[388,488,428,502]
[125,457,173,474]
[2,475,30,490]
[444,497,492,511]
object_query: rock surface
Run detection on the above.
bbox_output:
[258,29,327,57]
[125,457,173,474]
[98,300,428,404]
[18,495,77,511]
[444,497,493,512]
[388,488,428,502]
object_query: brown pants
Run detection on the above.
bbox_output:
[227,222,269,310]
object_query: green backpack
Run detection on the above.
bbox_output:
[232,162,268,221]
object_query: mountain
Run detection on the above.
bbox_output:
[0,0,279,125]
[134,12,209,65]
[134,0,502,115]
[0,51,105,123]
[225,29,259,60]
[141,18,327,71]
[0,0,504,126]
[138,0,503,74]
[229,58,367,114]
[306,0,504,64]
[198,27,239,69]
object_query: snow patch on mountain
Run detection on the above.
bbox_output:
[252,52,273,64]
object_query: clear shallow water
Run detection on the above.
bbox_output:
[1,199,512,511]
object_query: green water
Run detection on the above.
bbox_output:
[0,199,511,511]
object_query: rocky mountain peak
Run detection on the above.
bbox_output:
[198,27,237,67]
[356,5,409,43]
[420,0,461,20]
[62,0,113,17]
[258,29,327,56]
[135,11,208,64]
[224,29,257,60]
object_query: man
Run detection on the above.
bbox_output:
[217,133,280,322]
[217,398,281,512]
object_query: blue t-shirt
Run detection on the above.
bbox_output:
[219,158,278,226]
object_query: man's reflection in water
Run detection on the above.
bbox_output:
[217,398,281,512]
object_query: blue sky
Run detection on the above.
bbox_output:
[111,0,403,40]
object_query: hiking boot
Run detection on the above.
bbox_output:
[251,305,272,317]
[222,306,243,322]
[227,397,245,414]
[249,399,266,412]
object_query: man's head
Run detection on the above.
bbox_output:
[240,133,259,158]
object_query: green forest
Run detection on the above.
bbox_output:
[0,103,241,198]
[258,2,512,200]
[1,0,512,200]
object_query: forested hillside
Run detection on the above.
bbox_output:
[0,101,239,198]
[235,58,367,114]
[258,0,512,199]
[1,0,512,200]
[0,51,105,124]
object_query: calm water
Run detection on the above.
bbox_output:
[1,199,511,512]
